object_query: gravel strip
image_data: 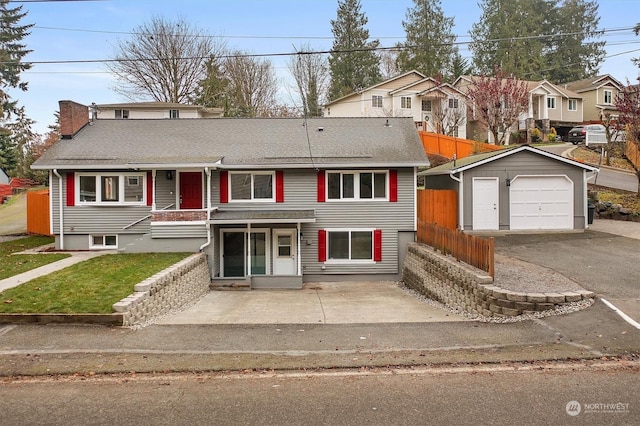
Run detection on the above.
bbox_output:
[492,254,585,293]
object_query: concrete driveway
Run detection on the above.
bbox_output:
[156,281,469,325]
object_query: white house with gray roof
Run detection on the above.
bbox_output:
[32,101,430,287]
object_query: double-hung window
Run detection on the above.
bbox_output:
[547,97,556,109]
[568,99,577,111]
[230,172,274,201]
[327,171,387,200]
[77,173,145,205]
[170,109,180,119]
[448,98,459,109]
[401,96,412,109]
[372,95,383,108]
[603,90,612,104]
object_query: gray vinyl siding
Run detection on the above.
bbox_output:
[461,151,586,230]
[151,223,208,238]
[210,168,416,275]
[155,171,177,209]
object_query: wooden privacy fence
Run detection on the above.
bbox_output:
[626,140,640,172]
[419,131,502,159]
[417,189,457,230]
[27,189,51,236]
[417,221,495,279]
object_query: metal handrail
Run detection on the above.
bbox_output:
[122,203,175,230]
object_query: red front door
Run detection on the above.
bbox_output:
[179,172,203,209]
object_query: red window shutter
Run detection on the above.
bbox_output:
[146,171,153,207]
[389,170,398,202]
[318,230,327,262]
[66,172,75,206]
[276,170,284,202]
[374,229,382,262]
[317,170,325,202]
[220,171,228,203]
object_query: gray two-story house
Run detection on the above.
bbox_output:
[32,101,429,287]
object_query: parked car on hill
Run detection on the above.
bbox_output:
[567,124,606,146]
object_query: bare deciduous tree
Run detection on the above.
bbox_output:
[429,94,467,137]
[465,69,529,145]
[222,52,279,117]
[288,44,329,117]
[107,16,224,103]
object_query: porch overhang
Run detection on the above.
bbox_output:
[209,209,316,225]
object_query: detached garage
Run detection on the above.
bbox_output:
[420,145,599,232]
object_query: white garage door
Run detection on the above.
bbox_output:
[510,175,573,230]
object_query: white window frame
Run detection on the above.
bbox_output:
[547,96,556,109]
[603,90,612,104]
[371,95,383,108]
[325,228,375,264]
[76,173,146,206]
[89,234,118,249]
[326,170,389,201]
[568,99,577,111]
[170,109,180,119]
[228,171,275,202]
[448,98,459,109]
[400,96,412,109]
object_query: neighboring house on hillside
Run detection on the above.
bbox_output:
[563,74,624,123]
[420,145,598,232]
[454,76,583,143]
[324,70,468,139]
[95,102,224,120]
[32,101,429,287]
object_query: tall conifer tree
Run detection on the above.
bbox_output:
[328,0,381,101]
[396,0,456,80]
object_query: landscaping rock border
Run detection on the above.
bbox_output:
[402,242,595,318]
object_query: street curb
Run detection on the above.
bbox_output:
[0,313,123,326]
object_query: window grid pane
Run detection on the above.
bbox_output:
[351,231,373,260]
[327,173,340,199]
[342,174,354,198]
[360,173,372,199]
[328,232,349,259]
[374,173,386,198]
[79,176,96,202]
[231,173,251,200]
[253,174,273,199]
[101,176,119,202]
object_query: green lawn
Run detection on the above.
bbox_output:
[0,236,70,280]
[0,252,191,314]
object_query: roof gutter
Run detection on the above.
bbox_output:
[52,169,65,250]
[448,171,464,231]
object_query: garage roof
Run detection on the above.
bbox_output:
[419,145,599,176]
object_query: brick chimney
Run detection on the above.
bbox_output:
[59,100,90,139]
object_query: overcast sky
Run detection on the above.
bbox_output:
[7,0,640,135]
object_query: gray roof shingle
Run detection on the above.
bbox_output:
[33,117,429,169]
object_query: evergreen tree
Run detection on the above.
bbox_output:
[328,0,381,101]
[0,0,32,119]
[449,48,473,80]
[470,0,552,80]
[470,0,604,82]
[195,56,229,108]
[0,128,17,175]
[396,0,456,79]
[545,0,605,83]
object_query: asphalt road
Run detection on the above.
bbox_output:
[0,363,637,425]
[540,142,638,192]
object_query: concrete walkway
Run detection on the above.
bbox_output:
[0,250,113,292]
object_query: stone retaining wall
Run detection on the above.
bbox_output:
[113,253,210,326]
[402,243,595,317]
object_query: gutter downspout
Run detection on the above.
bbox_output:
[53,169,64,250]
[199,167,213,251]
[449,170,463,231]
